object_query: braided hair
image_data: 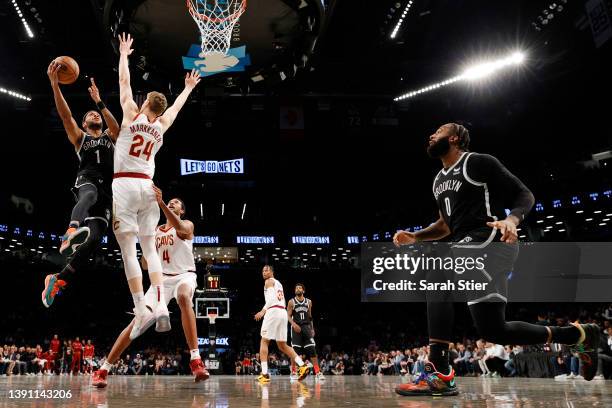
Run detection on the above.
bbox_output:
[452,123,470,151]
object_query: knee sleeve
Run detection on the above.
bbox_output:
[140,235,162,274]
[116,233,142,280]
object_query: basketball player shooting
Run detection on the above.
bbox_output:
[92,188,209,387]
[254,265,310,383]
[113,33,201,340]
[393,123,600,397]
[42,62,120,307]
[287,283,324,381]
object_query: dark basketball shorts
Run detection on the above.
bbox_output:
[72,174,112,228]
[291,325,316,354]
[451,230,519,305]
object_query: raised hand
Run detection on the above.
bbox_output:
[185,69,201,90]
[118,32,134,56]
[88,78,101,103]
[47,60,60,86]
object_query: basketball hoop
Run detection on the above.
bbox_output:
[206,307,219,324]
[187,0,247,56]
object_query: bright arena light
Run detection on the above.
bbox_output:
[0,86,32,101]
[11,0,34,38]
[394,51,526,101]
[390,1,414,39]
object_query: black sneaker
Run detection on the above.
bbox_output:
[571,322,600,381]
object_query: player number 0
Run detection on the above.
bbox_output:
[444,197,451,217]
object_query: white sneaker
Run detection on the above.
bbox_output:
[129,307,156,340]
[289,373,299,381]
[154,303,171,333]
[555,374,568,381]
[315,372,326,381]
[593,374,605,380]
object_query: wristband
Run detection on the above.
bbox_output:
[96,100,106,110]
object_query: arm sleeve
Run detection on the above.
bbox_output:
[467,153,535,222]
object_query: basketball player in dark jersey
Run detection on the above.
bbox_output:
[287,283,324,381]
[42,61,120,307]
[393,123,600,396]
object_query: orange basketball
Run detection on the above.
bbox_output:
[53,56,80,84]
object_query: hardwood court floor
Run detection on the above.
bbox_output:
[0,374,610,407]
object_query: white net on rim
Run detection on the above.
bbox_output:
[187,0,247,56]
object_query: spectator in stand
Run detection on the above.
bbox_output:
[332,359,344,375]
[594,326,612,380]
[10,346,27,375]
[504,346,520,377]
[413,348,427,376]
[155,354,164,375]
[453,344,473,376]
[0,347,10,376]
[483,342,508,377]
[62,341,72,375]
[242,354,252,375]
[472,340,489,377]
[131,354,143,375]
[71,337,83,375]
[23,347,38,375]
[235,359,242,375]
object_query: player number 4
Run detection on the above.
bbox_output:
[162,249,170,264]
[129,135,154,161]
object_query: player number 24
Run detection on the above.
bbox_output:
[129,135,154,161]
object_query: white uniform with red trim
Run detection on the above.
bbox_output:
[260,278,288,341]
[112,113,165,236]
[144,224,197,306]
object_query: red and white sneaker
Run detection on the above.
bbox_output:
[92,369,108,388]
[190,359,210,382]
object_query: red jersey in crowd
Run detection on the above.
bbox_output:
[72,341,83,355]
[84,344,95,359]
[50,338,60,354]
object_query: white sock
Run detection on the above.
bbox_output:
[294,356,304,367]
[132,292,147,314]
[101,362,113,372]
[190,349,200,361]
[261,362,268,375]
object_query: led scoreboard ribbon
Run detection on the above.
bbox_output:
[181,158,244,175]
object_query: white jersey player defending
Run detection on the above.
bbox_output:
[92,188,209,388]
[114,33,201,340]
[254,265,310,383]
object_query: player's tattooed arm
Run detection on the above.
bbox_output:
[152,185,194,240]
[88,78,120,141]
[117,33,139,123]
[159,69,201,131]
[47,60,83,148]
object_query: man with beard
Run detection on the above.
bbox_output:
[42,61,120,307]
[393,123,600,396]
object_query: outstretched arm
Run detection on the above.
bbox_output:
[48,61,83,149]
[159,70,201,131]
[88,78,120,141]
[118,33,139,122]
[153,185,194,240]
